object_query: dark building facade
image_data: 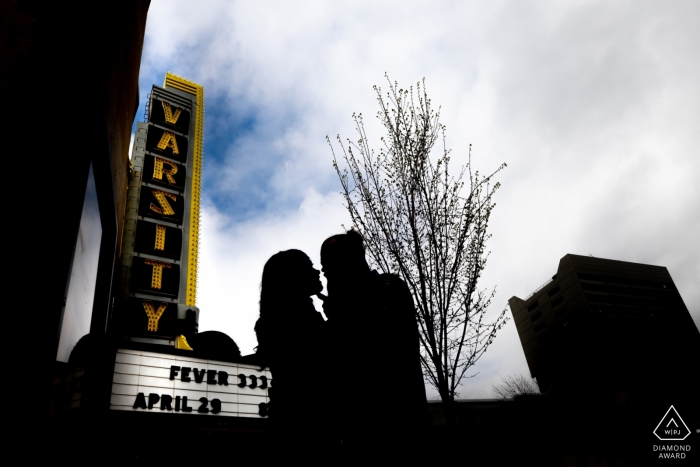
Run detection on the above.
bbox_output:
[509,254,699,408]
[3,1,152,433]
[508,255,699,464]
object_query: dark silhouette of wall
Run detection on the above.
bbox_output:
[2,0,150,430]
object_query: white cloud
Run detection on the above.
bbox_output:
[197,189,350,355]
[138,0,700,399]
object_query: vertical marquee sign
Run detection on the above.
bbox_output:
[121,73,204,345]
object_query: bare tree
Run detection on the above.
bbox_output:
[492,373,541,400]
[328,75,508,414]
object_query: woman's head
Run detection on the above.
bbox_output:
[259,249,322,317]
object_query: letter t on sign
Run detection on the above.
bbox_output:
[144,260,172,289]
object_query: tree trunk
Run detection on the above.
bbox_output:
[439,385,458,425]
[441,396,458,425]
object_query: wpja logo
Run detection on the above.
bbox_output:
[653,405,692,460]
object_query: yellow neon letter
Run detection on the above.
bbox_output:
[142,300,169,331]
[154,224,166,251]
[162,101,183,124]
[156,131,179,155]
[153,157,178,185]
[150,190,177,216]
[144,259,172,289]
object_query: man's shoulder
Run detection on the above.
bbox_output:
[371,271,413,303]
[372,270,407,288]
[371,272,418,331]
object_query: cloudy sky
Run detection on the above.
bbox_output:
[135,0,700,399]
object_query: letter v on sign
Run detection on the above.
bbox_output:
[162,101,182,124]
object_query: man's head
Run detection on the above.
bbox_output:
[320,230,370,283]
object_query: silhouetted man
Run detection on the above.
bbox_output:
[319,231,428,458]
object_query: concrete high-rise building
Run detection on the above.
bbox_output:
[509,254,699,405]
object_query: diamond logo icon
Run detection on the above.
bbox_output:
[654,406,691,441]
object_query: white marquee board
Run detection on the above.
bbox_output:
[110,349,270,418]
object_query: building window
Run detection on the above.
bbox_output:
[534,323,546,333]
[56,163,102,362]
[531,312,543,322]
[547,285,560,297]
[527,301,539,312]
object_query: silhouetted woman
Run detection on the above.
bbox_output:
[254,249,336,456]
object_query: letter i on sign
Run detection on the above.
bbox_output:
[154,224,166,250]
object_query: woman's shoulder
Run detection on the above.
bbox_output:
[257,304,325,333]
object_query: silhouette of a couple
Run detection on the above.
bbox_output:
[255,230,428,459]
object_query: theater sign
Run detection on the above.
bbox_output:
[114,74,270,419]
[121,72,204,344]
[110,350,270,418]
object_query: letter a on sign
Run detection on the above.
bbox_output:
[133,392,147,409]
[156,131,179,155]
